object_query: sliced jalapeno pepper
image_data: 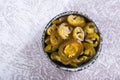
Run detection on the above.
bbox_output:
[85,33,100,47]
[83,43,96,58]
[84,48,96,58]
[67,15,85,27]
[61,56,78,67]
[69,62,78,68]
[79,56,89,63]
[47,24,57,35]
[73,27,85,41]
[58,23,72,39]
[58,39,83,59]
[51,52,61,62]
[45,36,50,44]
[51,52,71,65]
[50,31,63,46]
[44,44,58,53]
[52,17,67,25]
[69,56,89,66]
[60,57,71,65]
[44,44,52,53]
[84,22,97,34]
[64,42,79,57]
[44,14,100,68]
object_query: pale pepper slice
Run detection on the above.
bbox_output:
[58,23,72,39]
[50,31,63,46]
[73,27,85,41]
[67,15,85,27]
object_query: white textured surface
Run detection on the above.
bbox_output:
[0,0,120,80]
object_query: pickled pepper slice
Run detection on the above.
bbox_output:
[45,36,50,44]
[44,44,58,53]
[83,43,96,58]
[84,22,96,34]
[51,52,61,62]
[52,17,67,25]
[44,44,52,53]
[64,42,79,57]
[85,33,100,47]
[79,56,89,63]
[58,23,72,39]
[58,39,83,59]
[44,14,100,68]
[47,24,57,35]
[73,27,85,41]
[50,31,63,46]
[67,15,85,27]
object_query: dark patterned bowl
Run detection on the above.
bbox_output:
[42,11,102,72]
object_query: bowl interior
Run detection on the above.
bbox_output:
[42,11,102,72]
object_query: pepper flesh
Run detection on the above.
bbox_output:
[67,15,85,27]
[85,33,100,47]
[83,43,96,58]
[73,27,84,41]
[58,23,71,39]
[51,52,61,62]
[84,22,96,34]
[64,42,79,58]
[44,44,52,53]
[44,14,100,68]
[44,44,58,53]
[47,24,57,35]
[58,39,83,59]
[50,31,63,46]
[58,40,83,67]
[52,17,67,25]
[45,36,50,44]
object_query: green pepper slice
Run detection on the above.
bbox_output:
[45,36,50,44]
[58,39,83,59]
[44,44,58,53]
[52,17,67,25]
[67,15,85,27]
[47,24,57,35]
[50,31,63,46]
[84,22,96,34]
[83,43,96,58]
[51,52,61,62]
[85,33,100,47]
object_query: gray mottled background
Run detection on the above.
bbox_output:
[0,0,120,80]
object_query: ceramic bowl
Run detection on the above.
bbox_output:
[42,11,102,72]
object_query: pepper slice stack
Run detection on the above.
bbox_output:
[44,14,100,68]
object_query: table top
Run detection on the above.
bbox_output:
[0,0,120,80]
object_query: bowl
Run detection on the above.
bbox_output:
[42,11,102,72]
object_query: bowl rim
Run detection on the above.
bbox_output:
[42,11,103,72]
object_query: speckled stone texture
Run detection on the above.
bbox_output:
[0,0,120,80]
